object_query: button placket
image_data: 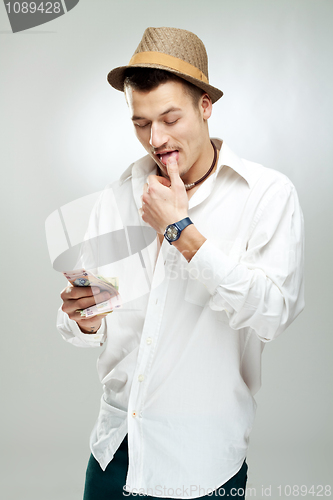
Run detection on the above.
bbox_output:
[128,240,173,432]
[127,288,164,423]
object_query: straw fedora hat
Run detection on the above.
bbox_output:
[107,27,223,103]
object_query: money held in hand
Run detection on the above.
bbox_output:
[79,294,122,318]
[63,268,122,317]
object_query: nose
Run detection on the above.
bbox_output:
[149,122,169,149]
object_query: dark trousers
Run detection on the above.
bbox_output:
[83,435,248,500]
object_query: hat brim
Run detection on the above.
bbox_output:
[107,63,223,104]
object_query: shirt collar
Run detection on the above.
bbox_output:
[213,139,251,187]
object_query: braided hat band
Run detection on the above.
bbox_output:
[107,27,223,104]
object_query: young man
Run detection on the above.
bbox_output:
[58,27,304,500]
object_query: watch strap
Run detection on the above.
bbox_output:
[174,217,193,232]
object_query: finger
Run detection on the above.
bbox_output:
[147,174,169,188]
[62,290,111,316]
[142,182,151,204]
[155,175,171,187]
[147,175,171,194]
[80,290,111,309]
[166,156,182,187]
[61,286,101,301]
[76,309,111,326]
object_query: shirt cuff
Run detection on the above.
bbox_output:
[77,318,107,345]
[57,307,107,346]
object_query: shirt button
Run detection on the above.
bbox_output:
[146,337,152,345]
[138,374,145,382]
[132,411,137,418]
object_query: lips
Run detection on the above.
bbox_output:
[156,150,179,165]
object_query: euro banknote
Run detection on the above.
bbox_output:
[79,294,122,318]
[63,268,122,317]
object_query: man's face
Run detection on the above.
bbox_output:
[125,80,211,181]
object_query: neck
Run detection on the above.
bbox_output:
[181,136,217,186]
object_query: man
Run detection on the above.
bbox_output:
[57,27,304,500]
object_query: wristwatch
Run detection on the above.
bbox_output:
[164,217,193,244]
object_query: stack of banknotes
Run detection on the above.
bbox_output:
[63,269,122,318]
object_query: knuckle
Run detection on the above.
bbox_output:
[76,298,86,310]
[61,287,70,300]
[81,287,89,296]
[70,288,79,299]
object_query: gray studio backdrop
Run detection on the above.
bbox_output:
[1,1,332,499]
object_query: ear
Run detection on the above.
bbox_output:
[200,93,213,120]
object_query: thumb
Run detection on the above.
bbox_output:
[166,156,181,187]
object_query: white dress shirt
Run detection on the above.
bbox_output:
[57,139,304,498]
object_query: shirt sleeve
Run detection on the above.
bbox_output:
[55,189,108,348]
[187,181,305,342]
[56,306,107,347]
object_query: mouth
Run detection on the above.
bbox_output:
[154,150,179,166]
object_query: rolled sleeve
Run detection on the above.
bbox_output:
[188,183,305,342]
[188,240,238,295]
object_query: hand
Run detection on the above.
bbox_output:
[141,157,188,234]
[60,284,111,334]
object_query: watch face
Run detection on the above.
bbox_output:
[166,225,179,241]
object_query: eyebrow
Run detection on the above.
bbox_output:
[131,107,182,121]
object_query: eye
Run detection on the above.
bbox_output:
[134,122,150,128]
[165,119,178,126]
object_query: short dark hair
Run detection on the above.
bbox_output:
[123,67,205,107]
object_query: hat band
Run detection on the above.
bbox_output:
[128,52,209,84]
